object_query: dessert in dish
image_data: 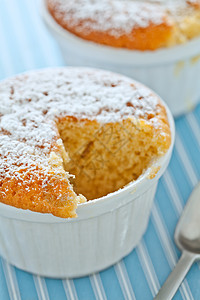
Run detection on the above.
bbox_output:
[0,68,171,218]
[47,0,200,51]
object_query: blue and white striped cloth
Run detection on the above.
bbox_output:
[0,1,200,299]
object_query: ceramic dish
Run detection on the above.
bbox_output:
[42,0,200,117]
[0,99,175,278]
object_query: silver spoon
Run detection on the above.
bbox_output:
[155,182,200,300]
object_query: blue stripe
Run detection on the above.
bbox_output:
[15,267,38,300]
[168,152,192,203]
[0,1,18,77]
[124,250,153,299]
[0,0,28,73]
[193,103,200,126]
[155,183,179,243]
[45,278,66,300]
[176,117,200,179]
[17,0,65,68]
[74,277,96,300]
[0,259,10,300]
[6,0,37,69]
[144,218,171,286]
[186,263,200,300]
[100,267,124,300]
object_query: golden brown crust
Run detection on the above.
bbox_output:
[47,0,200,50]
[0,166,78,218]
[49,7,172,50]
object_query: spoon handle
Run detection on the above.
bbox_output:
[155,251,196,300]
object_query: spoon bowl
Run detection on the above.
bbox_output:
[155,182,200,299]
[175,182,200,254]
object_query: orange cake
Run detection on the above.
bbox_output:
[47,0,200,50]
[0,68,171,218]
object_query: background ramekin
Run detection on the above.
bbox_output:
[41,0,200,117]
[0,97,175,278]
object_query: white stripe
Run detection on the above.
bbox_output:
[63,279,78,300]
[186,113,200,150]
[1,259,21,300]
[136,239,160,297]
[90,273,107,300]
[33,276,50,300]
[175,133,198,187]
[114,261,136,300]
[152,204,194,300]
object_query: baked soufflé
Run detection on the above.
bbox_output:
[47,0,200,50]
[0,68,171,218]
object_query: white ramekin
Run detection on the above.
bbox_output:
[41,0,200,117]
[0,98,175,278]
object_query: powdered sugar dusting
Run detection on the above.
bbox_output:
[47,0,199,36]
[48,0,168,36]
[0,67,161,181]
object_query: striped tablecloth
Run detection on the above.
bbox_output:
[1,1,200,299]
